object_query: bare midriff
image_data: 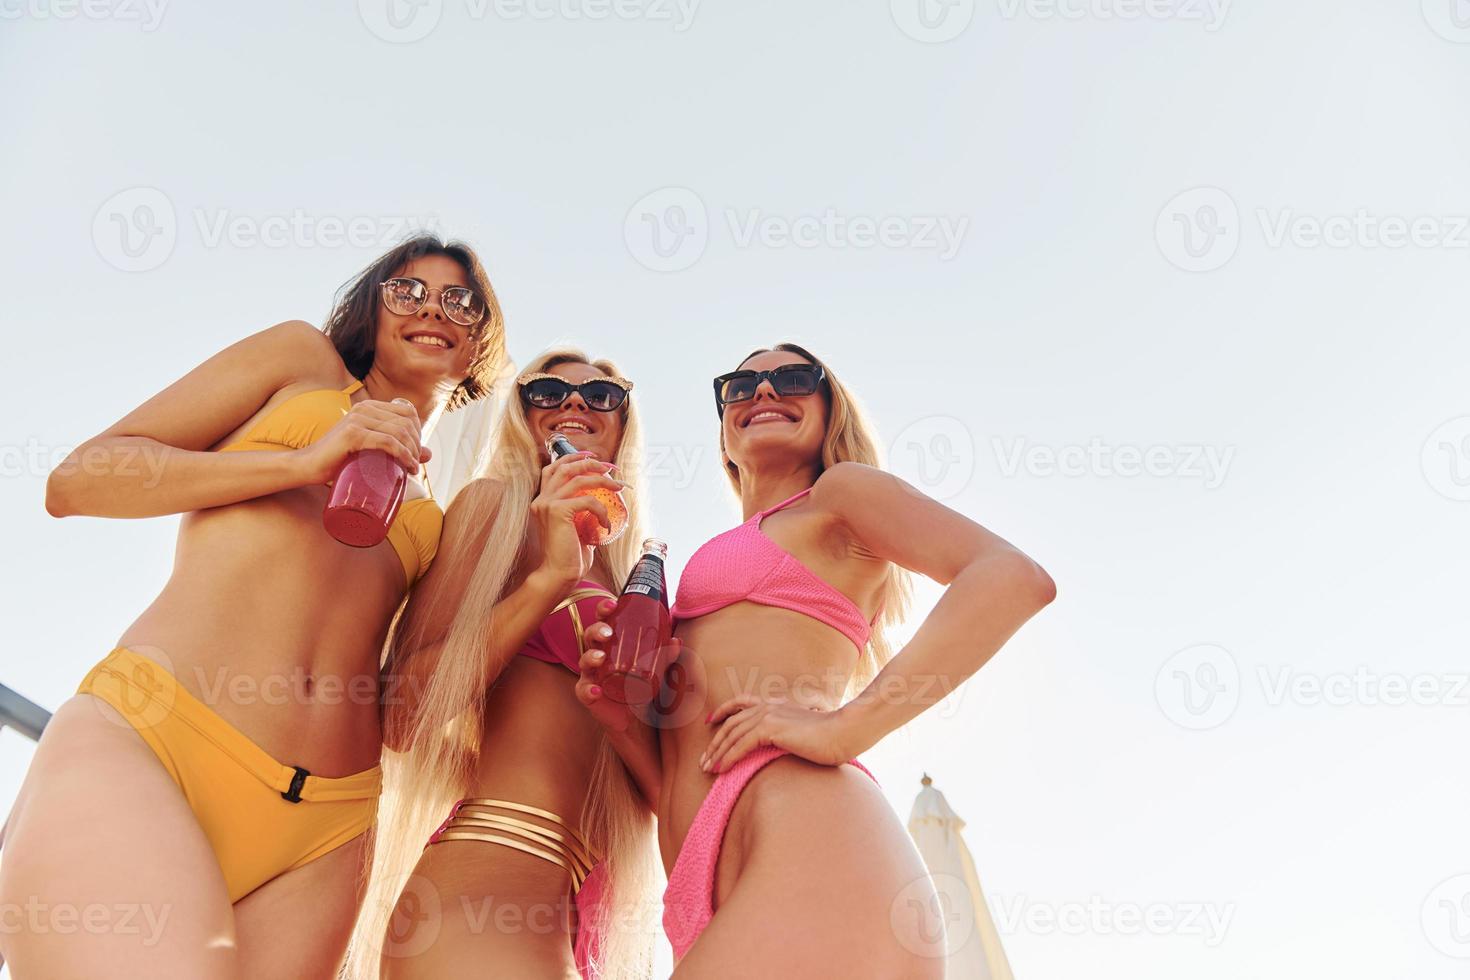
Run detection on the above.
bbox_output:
[657,602,857,870]
[469,655,606,826]
[116,481,405,776]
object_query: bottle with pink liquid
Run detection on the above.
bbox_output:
[322,451,407,548]
[598,538,673,706]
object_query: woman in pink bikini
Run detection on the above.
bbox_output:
[347,350,660,979]
[580,342,1055,975]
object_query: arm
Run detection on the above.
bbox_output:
[575,613,669,810]
[828,462,1055,752]
[45,321,427,519]
[704,461,1055,771]
[381,479,562,751]
[382,458,629,752]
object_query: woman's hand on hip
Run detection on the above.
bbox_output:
[700,694,865,774]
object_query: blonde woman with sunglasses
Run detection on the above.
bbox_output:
[582,343,1055,977]
[349,351,660,980]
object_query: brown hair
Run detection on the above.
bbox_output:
[323,234,506,412]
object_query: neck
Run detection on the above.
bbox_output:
[737,462,821,521]
[360,367,452,439]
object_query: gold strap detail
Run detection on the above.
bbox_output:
[551,589,616,662]
[450,809,595,876]
[552,588,617,615]
[430,798,599,892]
[432,831,588,889]
[458,797,576,827]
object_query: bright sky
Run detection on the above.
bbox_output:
[3,2,1469,978]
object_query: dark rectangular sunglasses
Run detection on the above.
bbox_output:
[712,364,826,415]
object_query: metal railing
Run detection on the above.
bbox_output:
[0,684,49,742]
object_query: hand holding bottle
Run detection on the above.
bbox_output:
[531,448,629,589]
[299,396,428,486]
[316,396,428,548]
[545,434,629,546]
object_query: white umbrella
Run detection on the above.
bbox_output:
[907,774,1014,980]
[423,360,517,505]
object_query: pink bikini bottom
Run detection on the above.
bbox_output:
[661,745,877,961]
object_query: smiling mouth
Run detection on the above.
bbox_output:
[552,419,594,434]
[743,410,796,427]
[406,332,454,350]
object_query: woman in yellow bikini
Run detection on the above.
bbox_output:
[347,349,660,980]
[0,235,506,979]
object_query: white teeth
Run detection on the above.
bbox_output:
[555,421,591,432]
[749,411,791,424]
[408,334,450,349]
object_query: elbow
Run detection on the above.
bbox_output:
[381,721,412,755]
[380,699,417,754]
[994,550,1056,611]
[45,465,77,518]
[1030,562,1057,608]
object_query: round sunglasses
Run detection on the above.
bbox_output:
[379,277,486,328]
[712,364,826,415]
[518,372,634,413]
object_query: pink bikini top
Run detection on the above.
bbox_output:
[518,581,619,673]
[671,488,874,653]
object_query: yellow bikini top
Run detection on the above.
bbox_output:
[219,378,442,586]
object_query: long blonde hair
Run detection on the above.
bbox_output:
[348,349,659,980]
[719,342,912,689]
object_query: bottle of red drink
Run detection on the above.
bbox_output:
[323,451,407,548]
[598,538,672,706]
[546,433,627,547]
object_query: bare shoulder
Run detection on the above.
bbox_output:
[447,476,507,518]
[435,477,509,560]
[252,320,348,385]
[810,461,911,522]
[813,460,889,497]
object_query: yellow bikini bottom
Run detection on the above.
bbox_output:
[428,798,597,891]
[77,647,382,903]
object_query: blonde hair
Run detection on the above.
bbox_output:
[719,342,912,690]
[348,349,659,980]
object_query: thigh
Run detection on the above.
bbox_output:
[675,757,944,979]
[233,830,370,980]
[0,695,239,980]
[381,841,579,980]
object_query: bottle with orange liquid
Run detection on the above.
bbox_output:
[545,433,627,547]
[599,538,673,706]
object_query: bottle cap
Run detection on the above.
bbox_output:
[546,434,578,458]
[641,538,668,558]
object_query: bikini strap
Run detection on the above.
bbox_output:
[342,378,364,396]
[758,486,814,518]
